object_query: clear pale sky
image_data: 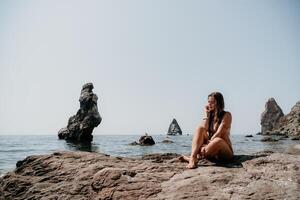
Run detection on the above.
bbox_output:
[0,0,299,135]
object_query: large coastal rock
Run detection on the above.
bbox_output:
[260,98,284,134]
[58,83,102,143]
[274,100,300,136]
[0,151,299,200]
[167,118,182,135]
[261,98,300,136]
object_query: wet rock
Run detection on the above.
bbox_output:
[129,134,156,146]
[58,83,102,143]
[279,135,289,140]
[291,136,300,140]
[161,139,174,144]
[261,137,279,142]
[128,141,139,146]
[139,135,155,146]
[167,118,182,136]
[1,151,299,200]
[245,134,253,137]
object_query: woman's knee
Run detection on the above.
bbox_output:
[210,137,224,145]
[196,126,206,134]
[204,138,225,155]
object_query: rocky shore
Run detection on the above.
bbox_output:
[1,151,299,200]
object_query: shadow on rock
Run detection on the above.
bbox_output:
[200,151,272,168]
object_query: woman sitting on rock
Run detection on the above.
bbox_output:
[180,92,233,169]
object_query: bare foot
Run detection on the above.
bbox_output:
[186,157,198,169]
[178,155,190,163]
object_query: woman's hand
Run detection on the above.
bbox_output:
[200,145,207,159]
[204,105,211,118]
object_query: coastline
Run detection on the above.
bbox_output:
[1,134,299,176]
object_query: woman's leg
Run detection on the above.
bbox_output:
[203,137,233,161]
[186,127,208,169]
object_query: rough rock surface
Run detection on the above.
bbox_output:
[167,118,182,135]
[58,83,102,143]
[261,98,284,134]
[1,151,299,200]
[260,99,300,136]
[274,100,300,136]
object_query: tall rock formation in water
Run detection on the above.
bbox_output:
[261,98,284,134]
[167,118,182,135]
[58,83,102,143]
[261,98,300,136]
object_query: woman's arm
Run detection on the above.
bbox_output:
[200,105,211,131]
[210,112,232,140]
[200,116,209,131]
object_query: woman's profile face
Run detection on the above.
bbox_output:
[208,96,216,112]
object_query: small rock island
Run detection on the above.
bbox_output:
[167,118,182,136]
[58,83,102,143]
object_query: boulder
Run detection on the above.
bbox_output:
[245,134,253,137]
[128,134,156,146]
[139,135,155,146]
[167,118,182,135]
[58,83,102,143]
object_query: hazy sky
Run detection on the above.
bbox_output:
[0,0,299,135]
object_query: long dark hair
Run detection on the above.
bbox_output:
[208,92,226,131]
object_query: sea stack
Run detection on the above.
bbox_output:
[58,83,102,143]
[260,98,284,134]
[167,118,182,136]
[260,98,300,136]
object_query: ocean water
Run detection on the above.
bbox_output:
[0,134,298,175]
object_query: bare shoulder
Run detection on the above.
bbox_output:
[224,111,232,118]
[223,111,232,123]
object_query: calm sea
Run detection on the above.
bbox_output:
[0,134,298,175]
